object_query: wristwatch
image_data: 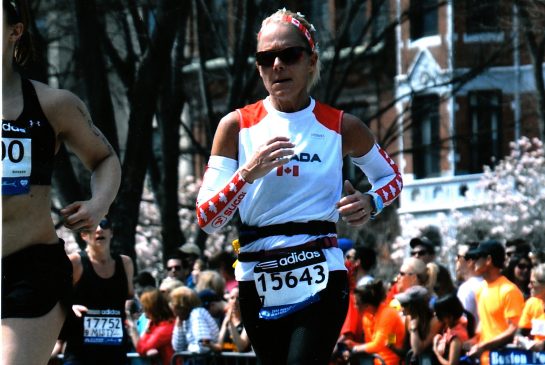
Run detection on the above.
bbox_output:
[364,191,384,217]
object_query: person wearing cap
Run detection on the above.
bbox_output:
[198,288,226,326]
[392,286,442,364]
[465,240,525,365]
[455,242,483,329]
[409,237,436,264]
[179,243,202,289]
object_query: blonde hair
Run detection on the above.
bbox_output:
[403,257,428,285]
[159,277,184,296]
[169,286,201,311]
[258,8,321,92]
[195,270,225,296]
[426,262,439,294]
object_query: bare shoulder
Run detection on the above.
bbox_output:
[30,80,83,113]
[341,112,375,157]
[210,111,241,158]
[68,251,82,265]
[217,111,241,135]
[30,80,87,130]
[68,251,84,284]
[120,255,134,268]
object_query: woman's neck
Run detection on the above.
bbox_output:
[86,247,112,264]
[269,94,310,113]
[2,68,20,96]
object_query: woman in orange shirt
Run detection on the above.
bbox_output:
[345,280,405,365]
[516,263,545,350]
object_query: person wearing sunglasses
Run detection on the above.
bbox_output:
[2,1,121,364]
[57,217,135,365]
[195,8,403,365]
[164,254,187,283]
[515,263,545,351]
[503,253,532,300]
[464,240,524,365]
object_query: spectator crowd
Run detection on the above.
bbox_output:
[50,234,545,365]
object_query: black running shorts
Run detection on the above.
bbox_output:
[2,240,73,318]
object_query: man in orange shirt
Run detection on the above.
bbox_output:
[465,240,525,365]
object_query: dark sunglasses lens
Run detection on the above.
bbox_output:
[256,47,306,67]
[99,219,111,229]
[256,52,275,67]
[279,47,304,64]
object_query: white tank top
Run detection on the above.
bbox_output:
[235,97,346,280]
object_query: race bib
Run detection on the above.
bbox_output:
[2,137,32,195]
[83,309,123,345]
[253,248,329,320]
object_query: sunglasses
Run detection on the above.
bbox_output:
[255,46,310,67]
[99,219,111,229]
[167,265,181,272]
[399,271,415,277]
[517,263,531,270]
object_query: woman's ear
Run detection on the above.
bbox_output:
[8,22,24,42]
[308,52,317,72]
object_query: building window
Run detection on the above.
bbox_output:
[411,94,441,179]
[468,90,502,172]
[410,0,438,40]
[465,0,500,34]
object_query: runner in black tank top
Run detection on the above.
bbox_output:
[62,252,128,365]
[60,217,134,365]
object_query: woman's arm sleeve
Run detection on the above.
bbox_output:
[136,325,171,354]
[351,144,403,216]
[171,324,187,352]
[196,156,249,233]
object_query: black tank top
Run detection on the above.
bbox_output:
[2,78,55,195]
[63,251,130,365]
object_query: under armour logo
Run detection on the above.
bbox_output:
[29,120,41,127]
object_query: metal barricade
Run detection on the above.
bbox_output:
[53,352,152,364]
[169,351,258,365]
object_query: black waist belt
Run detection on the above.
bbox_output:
[238,221,337,247]
[237,237,338,262]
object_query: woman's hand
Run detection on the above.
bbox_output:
[529,340,544,352]
[239,136,295,183]
[72,304,89,317]
[467,343,483,357]
[145,349,159,357]
[61,199,106,232]
[336,181,374,226]
[433,334,445,356]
